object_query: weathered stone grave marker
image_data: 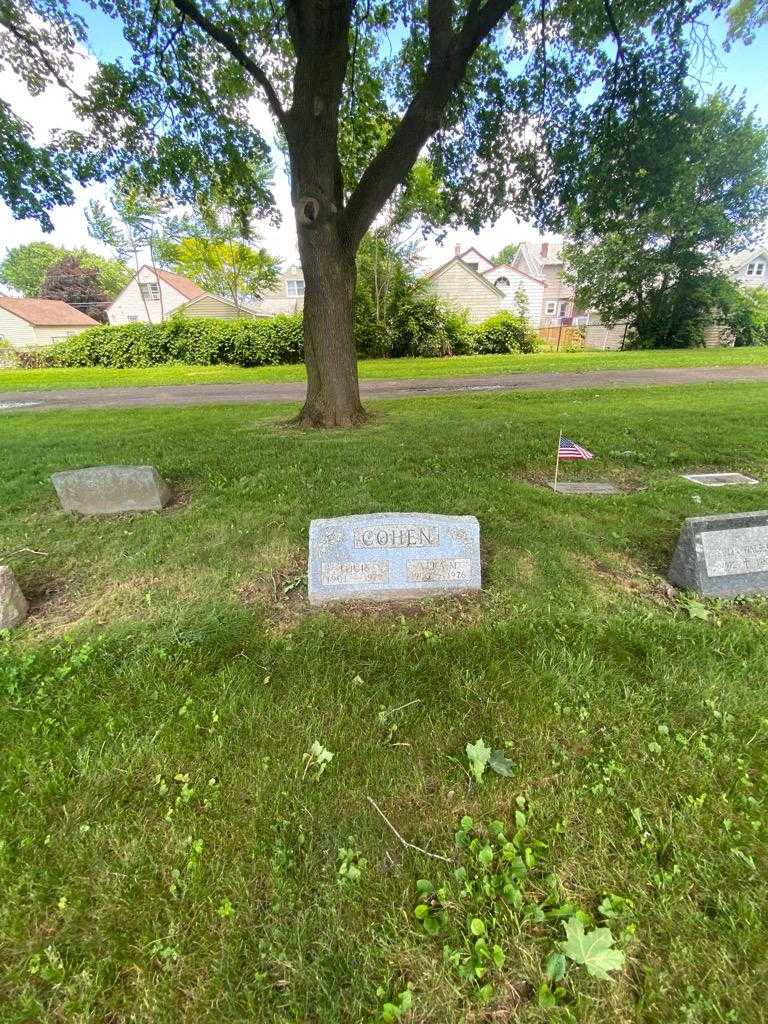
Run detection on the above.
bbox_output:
[308,513,481,605]
[547,481,621,495]
[0,566,28,629]
[681,472,759,487]
[52,465,171,514]
[668,509,768,597]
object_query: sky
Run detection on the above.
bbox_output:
[1,8,767,274]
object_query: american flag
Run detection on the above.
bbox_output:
[558,436,594,460]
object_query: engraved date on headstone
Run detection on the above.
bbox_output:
[321,561,390,586]
[701,525,768,577]
[407,558,472,583]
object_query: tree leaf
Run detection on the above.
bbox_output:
[558,916,625,981]
[489,748,516,777]
[466,738,491,784]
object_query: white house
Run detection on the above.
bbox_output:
[0,296,99,350]
[107,266,270,325]
[424,246,545,325]
[728,246,768,289]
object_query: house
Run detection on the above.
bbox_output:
[0,296,99,350]
[107,266,270,325]
[255,263,306,316]
[727,246,768,289]
[512,242,589,326]
[424,246,545,325]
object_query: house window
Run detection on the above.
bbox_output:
[286,279,305,297]
[494,276,510,288]
[544,300,557,314]
[465,261,479,272]
[127,316,138,322]
[747,261,765,277]
[558,300,570,317]
[140,282,161,301]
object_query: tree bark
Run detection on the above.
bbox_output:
[293,217,364,427]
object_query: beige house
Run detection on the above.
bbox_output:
[728,246,768,289]
[0,296,99,350]
[107,266,269,325]
[256,263,306,316]
[424,246,546,325]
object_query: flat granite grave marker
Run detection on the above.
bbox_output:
[52,465,171,514]
[681,472,759,487]
[547,481,621,495]
[308,513,481,605]
[668,509,768,597]
[0,566,28,629]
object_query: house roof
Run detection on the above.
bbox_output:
[151,267,205,300]
[183,293,270,318]
[482,261,544,285]
[0,296,99,327]
[425,255,504,296]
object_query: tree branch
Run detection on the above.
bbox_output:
[168,0,288,129]
[0,13,85,100]
[344,0,514,247]
[427,0,455,62]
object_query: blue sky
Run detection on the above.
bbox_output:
[2,6,766,264]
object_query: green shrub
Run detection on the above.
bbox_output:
[43,314,304,369]
[474,311,539,354]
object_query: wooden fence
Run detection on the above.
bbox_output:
[536,325,585,349]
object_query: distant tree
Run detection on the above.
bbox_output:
[157,186,280,309]
[0,242,131,297]
[39,256,111,321]
[562,89,768,347]
[492,243,520,265]
[88,183,171,320]
[160,237,280,310]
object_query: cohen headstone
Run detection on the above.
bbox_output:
[308,513,481,605]
[52,465,171,514]
[0,566,28,629]
[668,509,768,597]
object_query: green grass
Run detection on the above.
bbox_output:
[2,344,768,392]
[1,383,767,1023]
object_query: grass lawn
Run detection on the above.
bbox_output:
[1,344,768,392]
[1,383,767,1022]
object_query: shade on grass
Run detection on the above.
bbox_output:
[1,383,767,1022]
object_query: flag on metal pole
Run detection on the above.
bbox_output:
[554,433,594,492]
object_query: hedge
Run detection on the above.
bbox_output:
[31,306,540,369]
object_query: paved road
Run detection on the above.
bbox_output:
[1,364,767,413]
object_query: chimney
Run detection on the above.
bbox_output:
[455,243,461,257]
[540,242,549,259]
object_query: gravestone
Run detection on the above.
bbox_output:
[0,566,28,629]
[682,472,759,487]
[668,509,768,597]
[547,481,620,495]
[308,513,481,605]
[52,465,171,514]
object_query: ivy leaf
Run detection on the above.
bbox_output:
[558,916,625,981]
[466,739,492,784]
[489,748,516,777]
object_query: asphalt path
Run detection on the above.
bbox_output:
[1,364,767,413]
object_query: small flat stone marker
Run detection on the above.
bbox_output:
[668,509,768,597]
[308,512,481,605]
[51,465,171,514]
[682,472,759,487]
[0,566,28,629]
[547,481,621,494]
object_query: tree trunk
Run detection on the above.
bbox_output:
[293,218,365,427]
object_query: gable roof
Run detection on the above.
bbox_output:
[0,296,99,327]
[182,293,270,318]
[425,255,504,296]
[457,246,494,267]
[151,267,205,300]
[482,261,544,285]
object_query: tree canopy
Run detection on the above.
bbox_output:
[39,255,111,321]
[0,241,131,297]
[562,88,768,346]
